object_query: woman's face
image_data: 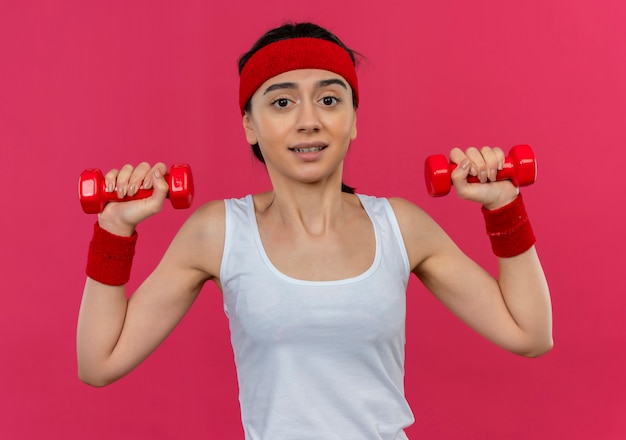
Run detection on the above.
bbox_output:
[243,68,357,189]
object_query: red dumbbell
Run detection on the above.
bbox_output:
[424,144,537,197]
[79,163,194,213]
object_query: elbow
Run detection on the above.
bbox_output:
[80,378,109,388]
[516,337,554,358]
[77,364,119,388]
[79,378,111,388]
[78,371,113,388]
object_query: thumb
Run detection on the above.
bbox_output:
[150,168,170,201]
[451,159,471,186]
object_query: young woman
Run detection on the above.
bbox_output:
[77,22,552,439]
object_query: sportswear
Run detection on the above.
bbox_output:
[220,194,414,439]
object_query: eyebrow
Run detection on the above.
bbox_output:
[263,78,348,95]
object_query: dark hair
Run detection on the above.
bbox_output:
[239,22,359,194]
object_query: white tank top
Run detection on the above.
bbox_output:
[220,194,414,439]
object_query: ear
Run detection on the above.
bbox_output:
[243,113,258,145]
[350,111,357,141]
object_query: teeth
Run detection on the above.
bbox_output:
[294,146,324,153]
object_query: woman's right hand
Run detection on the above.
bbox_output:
[97,162,169,236]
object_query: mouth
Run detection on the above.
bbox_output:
[289,143,328,153]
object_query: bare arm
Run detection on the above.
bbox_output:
[391,146,552,357]
[76,163,225,386]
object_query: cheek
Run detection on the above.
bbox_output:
[349,113,357,140]
[329,113,357,141]
[256,121,283,143]
[254,119,291,153]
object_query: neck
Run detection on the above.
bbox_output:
[259,178,349,236]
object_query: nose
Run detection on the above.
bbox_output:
[296,99,321,133]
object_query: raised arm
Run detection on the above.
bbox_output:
[391,146,552,357]
[76,163,224,386]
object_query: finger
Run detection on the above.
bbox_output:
[480,146,499,182]
[146,163,169,197]
[493,146,505,170]
[449,148,472,189]
[465,147,487,182]
[115,164,135,198]
[142,162,167,189]
[131,165,169,219]
[449,147,468,165]
[104,169,119,193]
[143,162,167,190]
[127,162,151,195]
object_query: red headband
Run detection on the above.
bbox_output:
[239,37,359,115]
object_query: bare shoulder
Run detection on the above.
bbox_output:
[386,197,456,272]
[386,197,439,237]
[387,197,426,219]
[188,199,226,226]
[165,199,226,282]
[179,199,226,241]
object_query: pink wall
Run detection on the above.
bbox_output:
[1,1,625,438]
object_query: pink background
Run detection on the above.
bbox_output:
[1,1,625,438]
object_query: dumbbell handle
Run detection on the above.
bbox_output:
[90,181,170,203]
[79,164,194,213]
[425,145,536,197]
[448,159,518,184]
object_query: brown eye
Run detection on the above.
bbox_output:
[320,96,341,107]
[272,98,290,108]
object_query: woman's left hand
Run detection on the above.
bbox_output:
[449,146,519,210]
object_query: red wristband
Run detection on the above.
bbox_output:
[481,194,536,258]
[86,222,137,285]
